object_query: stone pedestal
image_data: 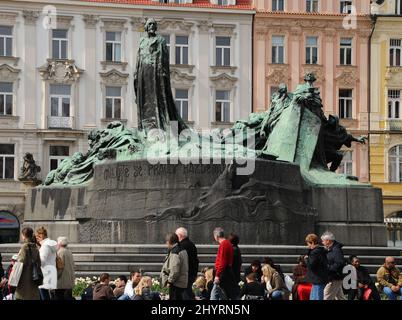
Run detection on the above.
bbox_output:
[23,159,387,246]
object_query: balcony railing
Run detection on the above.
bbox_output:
[386,119,402,131]
[47,116,74,129]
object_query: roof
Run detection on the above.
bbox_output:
[80,0,253,10]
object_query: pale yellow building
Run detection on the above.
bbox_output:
[371,0,402,246]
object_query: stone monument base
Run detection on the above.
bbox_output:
[23,159,386,246]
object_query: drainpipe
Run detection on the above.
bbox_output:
[368,14,377,183]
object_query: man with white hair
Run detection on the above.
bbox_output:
[321,231,346,300]
[55,236,75,300]
[175,227,199,300]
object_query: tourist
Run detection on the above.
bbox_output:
[348,255,380,300]
[292,255,312,300]
[54,236,75,300]
[81,281,97,300]
[133,276,160,300]
[262,264,290,300]
[15,227,41,300]
[113,275,127,299]
[321,231,346,300]
[244,260,263,283]
[263,257,285,281]
[229,233,243,285]
[211,227,238,300]
[160,232,189,300]
[176,227,199,300]
[194,276,209,300]
[1,254,18,299]
[305,233,328,300]
[35,226,58,300]
[376,256,402,300]
[93,273,115,300]
[119,270,142,300]
[203,267,215,300]
[240,273,266,300]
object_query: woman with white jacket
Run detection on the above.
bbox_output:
[35,226,58,300]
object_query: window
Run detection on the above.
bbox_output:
[175,89,189,121]
[306,0,319,12]
[106,31,121,62]
[396,0,402,15]
[162,34,170,61]
[0,144,14,179]
[340,38,352,65]
[0,26,12,57]
[50,84,71,117]
[272,36,284,64]
[0,82,13,116]
[306,37,318,64]
[389,145,402,183]
[217,0,229,5]
[340,0,352,14]
[388,90,400,119]
[49,146,69,171]
[52,29,68,59]
[105,86,122,119]
[175,36,188,65]
[390,39,401,67]
[216,37,231,66]
[338,151,353,175]
[339,89,353,119]
[215,90,230,122]
[272,0,284,11]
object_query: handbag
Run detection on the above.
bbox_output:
[8,261,23,287]
[29,246,43,287]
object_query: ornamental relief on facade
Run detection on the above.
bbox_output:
[158,18,194,33]
[211,24,236,36]
[100,18,127,32]
[0,64,20,82]
[170,69,195,87]
[0,12,18,24]
[209,73,237,90]
[301,65,325,83]
[335,66,358,86]
[266,64,290,85]
[99,69,129,86]
[39,59,83,84]
[385,67,402,86]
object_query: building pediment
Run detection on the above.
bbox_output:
[39,59,84,83]
[0,64,20,81]
[99,69,129,85]
[170,69,195,87]
[210,73,237,89]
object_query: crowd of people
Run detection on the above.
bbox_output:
[0,226,401,301]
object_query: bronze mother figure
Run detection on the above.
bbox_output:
[134,18,188,133]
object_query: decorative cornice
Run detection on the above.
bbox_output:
[83,14,99,29]
[101,18,127,31]
[210,73,238,89]
[99,68,129,86]
[0,12,18,24]
[0,56,19,67]
[55,15,74,29]
[210,65,237,76]
[0,64,20,82]
[100,61,128,72]
[22,10,40,25]
[212,23,236,36]
[170,69,195,87]
[158,18,194,32]
[197,20,212,33]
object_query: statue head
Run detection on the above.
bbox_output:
[24,153,34,163]
[88,129,101,148]
[328,115,340,128]
[71,152,85,165]
[144,18,157,36]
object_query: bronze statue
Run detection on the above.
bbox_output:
[134,18,187,133]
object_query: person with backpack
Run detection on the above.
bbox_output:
[321,231,346,300]
[305,233,329,300]
[15,227,42,300]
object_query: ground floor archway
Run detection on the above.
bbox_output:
[0,210,20,243]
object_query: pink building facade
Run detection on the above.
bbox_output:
[253,0,372,181]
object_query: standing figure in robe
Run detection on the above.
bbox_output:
[134,18,188,133]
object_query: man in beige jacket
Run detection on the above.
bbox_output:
[55,236,75,300]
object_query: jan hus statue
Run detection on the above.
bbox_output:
[134,18,187,133]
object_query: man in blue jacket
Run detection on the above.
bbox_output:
[321,231,346,300]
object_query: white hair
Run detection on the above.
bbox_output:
[321,231,335,241]
[213,227,225,239]
[57,236,68,247]
[175,227,188,239]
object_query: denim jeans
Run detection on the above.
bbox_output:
[118,294,132,300]
[383,287,402,300]
[210,283,228,300]
[270,290,284,300]
[310,284,325,300]
[39,288,51,300]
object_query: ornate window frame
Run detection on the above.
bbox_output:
[170,68,196,123]
[48,15,74,61]
[0,12,19,66]
[99,69,129,123]
[210,73,238,124]
[100,18,128,71]
[0,64,20,120]
[211,24,236,70]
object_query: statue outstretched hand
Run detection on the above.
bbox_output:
[355,136,368,144]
